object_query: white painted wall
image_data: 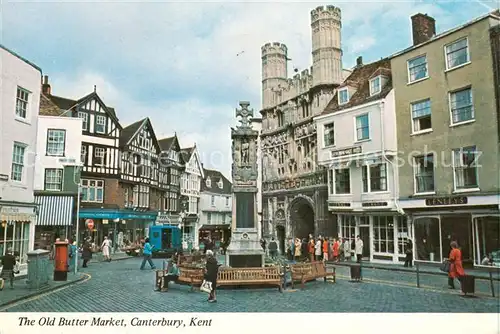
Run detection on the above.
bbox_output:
[0,47,41,203]
[34,116,83,190]
[314,90,399,208]
[199,192,232,226]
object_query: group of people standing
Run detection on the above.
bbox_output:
[286,234,364,263]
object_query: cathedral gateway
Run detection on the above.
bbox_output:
[260,6,347,246]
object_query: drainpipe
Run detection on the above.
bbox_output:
[379,100,404,216]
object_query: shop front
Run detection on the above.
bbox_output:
[198,224,231,250]
[0,203,36,265]
[34,195,75,251]
[78,209,157,249]
[336,211,410,263]
[400,194,500,266]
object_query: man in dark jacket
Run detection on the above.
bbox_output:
[1,248,17,289]
[205,250,219,303]
[268,237,278,259]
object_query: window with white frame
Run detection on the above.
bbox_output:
[44,168,63,191]
[334,168,351,194]
[413,154,435,193]
[11,142,26,182]
[453,146,479,190]
[78,112,88,131]
[189,197,198,213]
[355,114,370,141]
[95,115,106,134]
[139,185,150,207]
[411,99,432,133]
[225,196,230,207]
[211,195,215,206]
[164,191,178,212]
[369,76,381,96]
[373,216,395,253]
[338,88,349,105]
[397,217,410,256]
[341,215,356,245]
[94,147,105,165]
[445,38,469,70]
[46,129,66,156]
[323,122,335,147]
[81,179,104,203]
[16,87,29,119]
[217,179,223,189]
[207,212,212,224]
[206,177,211,187]
[449,87,474,124]
[124,187,130,207]
[407,55,428,82]
[138,130,150,150]
[362,163,387,192]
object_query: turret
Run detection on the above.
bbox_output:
[261,42,288,109]
[310,5,343,86]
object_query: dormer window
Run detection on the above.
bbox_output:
[206,177,211,187]
[168,150,178,161]
[338,88,349,105]
[217,180,223,189]
[369,76,381,96]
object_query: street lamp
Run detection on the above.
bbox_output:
[74,181,81,275]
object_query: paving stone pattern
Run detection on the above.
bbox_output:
[2,258,499,313]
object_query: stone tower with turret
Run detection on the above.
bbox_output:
[259,5,345,249]
[261,42,288,110]
[311,5,343,86]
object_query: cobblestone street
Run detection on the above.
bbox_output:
[1,258,498,313]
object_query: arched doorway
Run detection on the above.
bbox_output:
[289,197,315,239]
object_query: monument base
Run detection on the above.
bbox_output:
[225,230,264,267]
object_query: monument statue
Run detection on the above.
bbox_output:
[226,101,264,268]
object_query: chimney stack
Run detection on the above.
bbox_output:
[356,56,363,67]
[41,75,51,95]
[411,13,436,46]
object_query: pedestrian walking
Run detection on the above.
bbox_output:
[332,238,340,262]
[355,235,364,263]
[343,238,351,262]
[294,238,301,261]
[82,240,92,268]
[322,237,329,262]
[314,238,322,261]
[268,237,278,259]
[404,239,413,267]
[101,236,112,262]
[205,250,219,303]
[447,241,465,291]
[140,237,156,270]
[0,249,17,290]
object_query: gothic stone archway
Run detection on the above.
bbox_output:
[289,195,315,239]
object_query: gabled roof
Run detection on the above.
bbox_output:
[158,134,180,152]
[39,94,63,116]
[120,117,162,151]
[322,58,392,115]
[179,147,195,164]
[44,91,120,127]
[202,168,232,194]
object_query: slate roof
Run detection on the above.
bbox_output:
[158,135,176,151]
[46,92,118,120]
[120,118,144,147]
[201,168,232,194]
[322,58,392,115]
[179,147,195,164]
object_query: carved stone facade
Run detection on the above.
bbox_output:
[260,6,344,241]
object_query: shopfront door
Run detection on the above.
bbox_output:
[359,226,370,259]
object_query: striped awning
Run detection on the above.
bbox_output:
[34,195,74,226]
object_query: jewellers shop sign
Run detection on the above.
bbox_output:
[425,196,468,206]
[330,146,362,158]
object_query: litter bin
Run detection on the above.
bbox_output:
[461,275,475,295]
[350,264,362,281]
[26,249,51,290]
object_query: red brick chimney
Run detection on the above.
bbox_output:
[41,75,51,95]
[411,13,436,46]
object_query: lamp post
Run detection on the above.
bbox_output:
[74,182,81,275]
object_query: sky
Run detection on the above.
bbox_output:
[1,0,498,179]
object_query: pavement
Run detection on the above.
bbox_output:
[1,257,499,313]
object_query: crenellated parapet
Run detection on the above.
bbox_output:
[310,5,341,23]
[261,42,288,57]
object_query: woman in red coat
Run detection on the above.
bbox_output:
[333,238,340,262]
[448,241,465,290]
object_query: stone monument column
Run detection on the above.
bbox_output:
[225,101,265,267]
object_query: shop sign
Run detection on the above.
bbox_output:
[330,146,362,158]
[329,202,351,207]
[0,207,20,214]
[425,196,467,206]
[362,202,388,207]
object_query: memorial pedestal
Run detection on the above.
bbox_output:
[225,230,264,267]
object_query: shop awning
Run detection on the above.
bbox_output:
[0,213,33,223]
[35,195,74,226]
[199,224,230,230]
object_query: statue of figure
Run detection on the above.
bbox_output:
[241,139,250,164]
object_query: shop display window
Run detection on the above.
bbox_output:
[414,217,441,261]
